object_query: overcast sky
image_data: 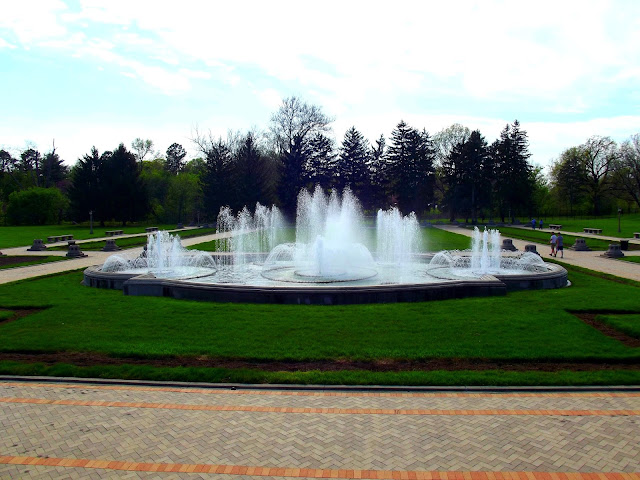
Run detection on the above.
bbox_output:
[1,0,639,172]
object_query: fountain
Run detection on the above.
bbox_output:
[84,189,568,304]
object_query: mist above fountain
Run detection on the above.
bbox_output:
[262,187,388,283]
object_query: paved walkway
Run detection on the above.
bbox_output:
[0,380,638,478]
[435,225,640,282]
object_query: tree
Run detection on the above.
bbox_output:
[18,148,42,187]
[68,147,106,223]
[368,134,387,208]
[337,127,371,206]
[198,136,234,220]
[432,124,471,167]
[6,187,68,225]
[165,173,202,224]
[269,97,333,216]
[443,130,489,223]
[304,133,336,190]
[233,132,278,209]
[386,121,435,213]
[580,136,618,215]
[490,120,533,222]
[41,149,69,189]
[131,138,154,165]
[613,133,640,209]
[165,143,187,175]
[550,147,588,215]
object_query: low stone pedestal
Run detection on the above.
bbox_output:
[571,238,591,251]
[102,239,121,252]
[501,239,518,251]
[601,244,624,258]
[66,243,87,258]
[524,244,540,256]
[176,223,184,229]
[27,239,47,251]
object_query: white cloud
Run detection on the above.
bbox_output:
[0,38,16,49]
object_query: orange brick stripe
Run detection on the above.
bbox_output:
[0,455,638,478]
[1,396,638,416]
[3,382,639,399]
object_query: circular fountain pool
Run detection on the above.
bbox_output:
[84,187,568,304]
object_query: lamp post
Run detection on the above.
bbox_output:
[89,210,93,235]
[618,208,622,233]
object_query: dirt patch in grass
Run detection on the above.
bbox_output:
[0,308,45,325]
[0,351,637,372]
[0,256,41,267]
[572,311,640,348]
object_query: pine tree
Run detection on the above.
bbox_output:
[337,127,371,204]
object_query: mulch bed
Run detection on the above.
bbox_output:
[0,256,41,267]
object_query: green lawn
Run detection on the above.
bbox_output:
[531,214,640,238]
[620,256,640,264]
[0,223,190,249]
[47,228,218,251]
[0,257,638,385]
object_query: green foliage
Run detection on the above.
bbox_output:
[6,187,68,225]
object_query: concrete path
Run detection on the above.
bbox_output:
[435,225,640,282]
[0,380,638,478]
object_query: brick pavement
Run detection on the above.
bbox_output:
[1,381,638,479]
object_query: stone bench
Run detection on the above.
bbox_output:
[145,227,158,233]
[46,234,73,243]
[634,232,640,239]
[106,230,123,236]
[548,224,562,230]
[583,228,602,234]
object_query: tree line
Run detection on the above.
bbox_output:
[1,97,638,226]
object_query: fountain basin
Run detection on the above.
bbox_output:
[83,255,567,304]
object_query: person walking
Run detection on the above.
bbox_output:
[556,232,564,258]
[539,219,543,230]
[550,232,557,256]
[532,218,536,230]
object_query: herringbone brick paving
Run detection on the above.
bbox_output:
[1,382,639,478]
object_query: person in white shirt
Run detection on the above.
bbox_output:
[550,233,557,256]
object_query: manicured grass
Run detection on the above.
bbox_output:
[619,256,640,264]
[532,214,640,238]
[0,263,638,375]
[0,256,69,270]
[47,228,218,251]
[490,226,616,251]
[597,313,640,338]
[0,309,14,320]
[0,223,189,249]
[0,361,637,387]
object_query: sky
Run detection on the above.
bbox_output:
[1,0,639,173]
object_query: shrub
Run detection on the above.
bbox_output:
[6,187,68,225]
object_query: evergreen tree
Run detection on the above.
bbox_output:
[304,133,335,191]
[443,130,489,223]
[337,127,371,204]
[491,120,533,222]
[233,132,277,209]
[387,121,435,213]
[165,143,187,175]
[68,147,107,224]
[202,138,234,221]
